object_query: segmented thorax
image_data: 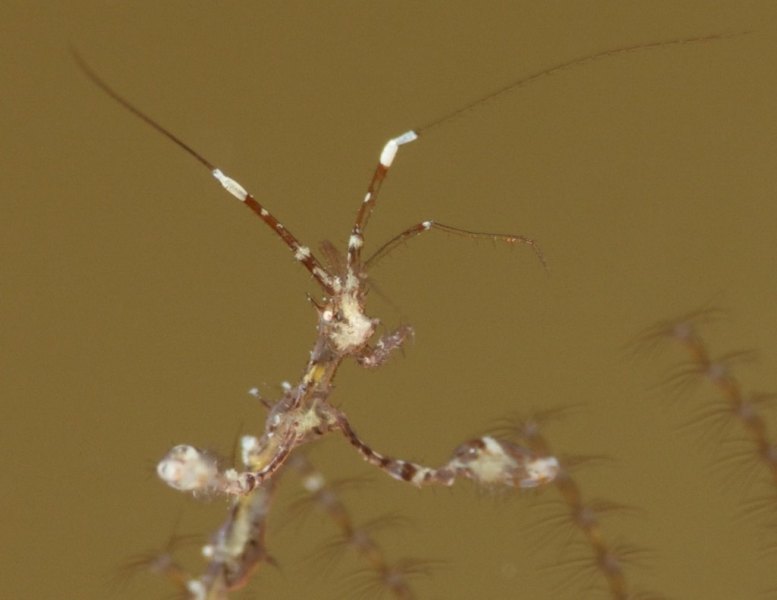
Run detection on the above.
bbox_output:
[320,269,376,354]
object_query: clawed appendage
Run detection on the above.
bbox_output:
[158,410,560,497]
[449,436,560,488]
[153,111,548,501]
[157,435,559,499]
[75,35,733,596]
[337,413,559,489]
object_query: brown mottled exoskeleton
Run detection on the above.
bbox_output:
[75,34,726,599]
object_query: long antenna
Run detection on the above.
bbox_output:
[71,47,337,294]
[416,33,742,136]
[71,48,216,171]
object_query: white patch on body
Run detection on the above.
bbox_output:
[470,436,517,485]
[212,169,248,202]
[348,234,363,250]
[157,444,219,492]
[294,245,311,261]
[379,139,399,167]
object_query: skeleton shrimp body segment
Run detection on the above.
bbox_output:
[71,36,730,596]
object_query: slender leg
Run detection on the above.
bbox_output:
[337,414,456,487]
[337,414,560,489]
[365,220,546,269]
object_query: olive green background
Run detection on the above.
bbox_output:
[3,2,777,599]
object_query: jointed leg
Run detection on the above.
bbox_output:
[336,413,560,489]
[365,220,546,269]
[336,414,455,487]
